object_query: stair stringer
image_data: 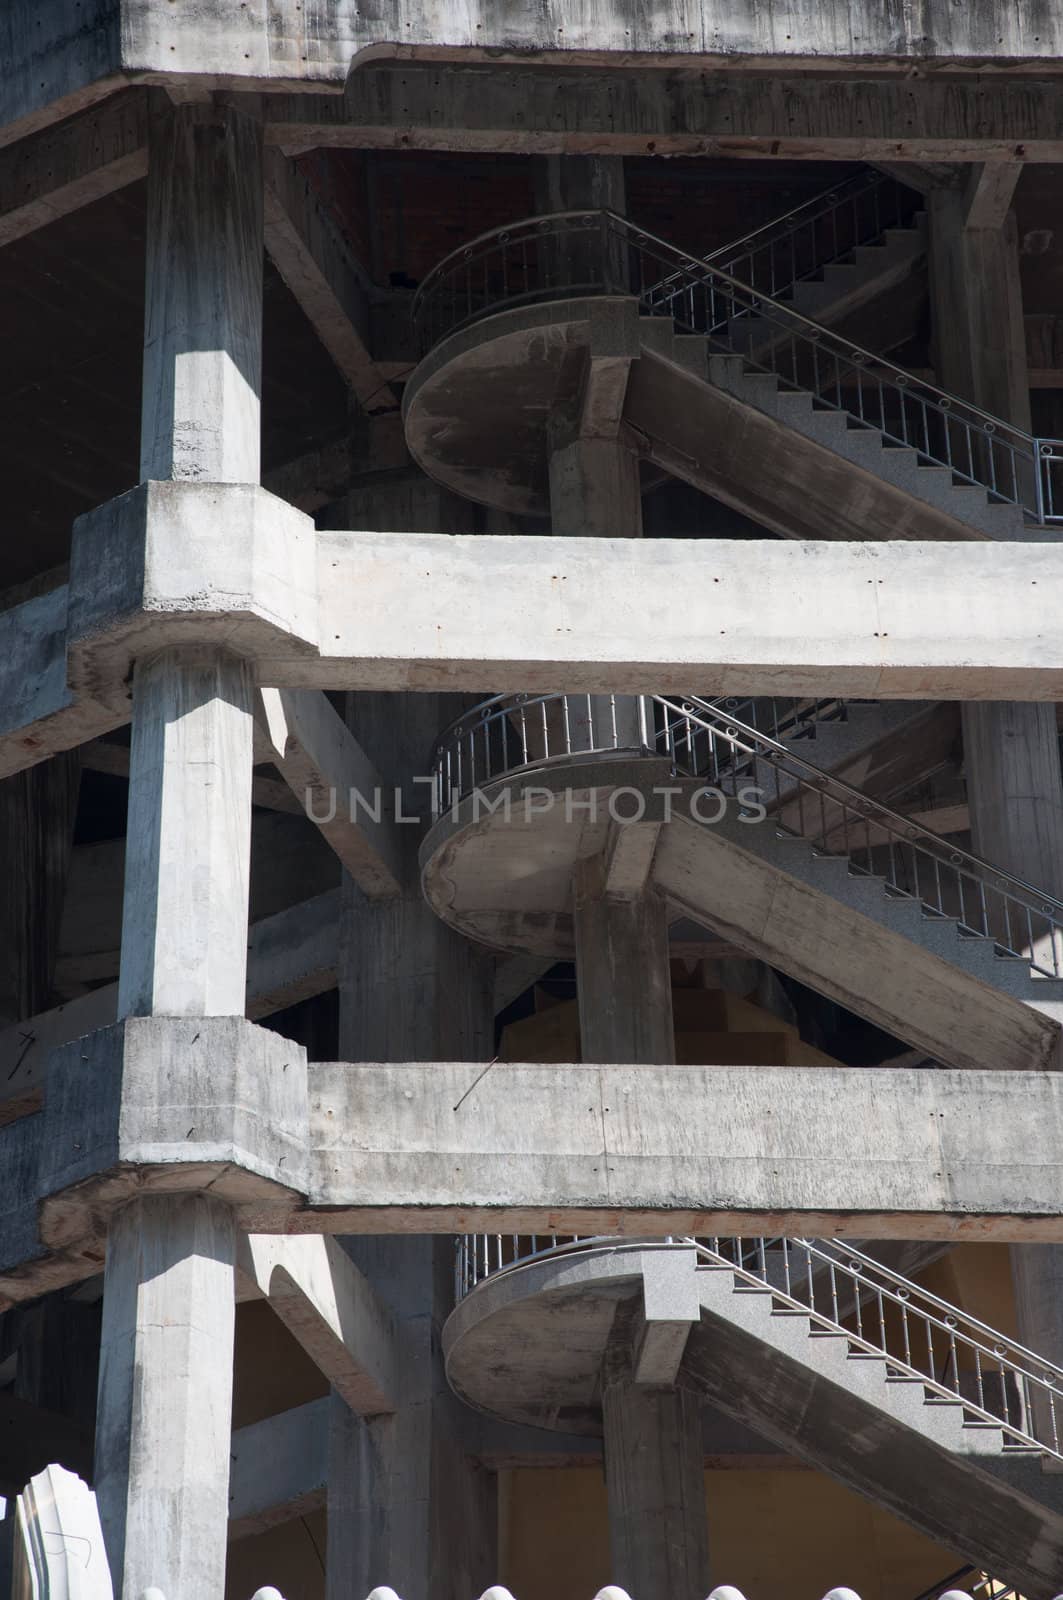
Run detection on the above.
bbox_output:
[650,805,1063,1074]
[625,334,1026,544]
[735,215,928,361]
[683,1267,1063,1597]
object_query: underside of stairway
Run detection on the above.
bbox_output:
[683,1263,1063,1598]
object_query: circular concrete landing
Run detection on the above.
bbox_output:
[443,1244,669,1432]
[419,754,674,958]
[402,296,633,516]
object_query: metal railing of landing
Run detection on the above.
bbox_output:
[644,167,919,320]
[410,208,1063,522]
[429,689,852,819]
[453,1232,1063,1464]
[429,688,1063,978]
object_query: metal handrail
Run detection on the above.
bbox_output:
[429,688,849,804]
[648,167,918,316]
[410,207,1063,522]
[429,688,1063,977]
[454,1232,1063,1461]
[659,690,1063,920]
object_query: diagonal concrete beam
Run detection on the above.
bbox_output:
[0,583,123,781]
[263,150,395,414]
[963,162,1024,231]
[238,1234,399,1415]
[0,887,340,1125]
[0,91,147,247]
[257,687,403,896]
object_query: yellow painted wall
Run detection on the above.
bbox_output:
[501,1464,961,1600]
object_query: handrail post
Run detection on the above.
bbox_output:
[1034,437,1047,523]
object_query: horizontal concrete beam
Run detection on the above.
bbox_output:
[1,69,1058,247]
[228,1398,328,1540]
[270,69,1063,163]
[307,1062,1063,1240]
[5,536,1063,787]
[11,1056,1063,1306]
[8,4,1063,154]
[313,535,1063,699]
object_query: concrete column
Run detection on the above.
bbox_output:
[548,429,644,540]
[601,1308,709,1600]
[928,187,1030,433]
[574,851,674,1064]
[140,95,264,484]
[326,1239,496,1600]
[117,645,255,1019]
[96,95,263,1600]
[329,474,496,1600]
[94,1195,236,1600]
[538,155,626,216]
[929,181,1063,1396]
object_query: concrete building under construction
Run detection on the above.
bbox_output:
[3,3,1063,1598]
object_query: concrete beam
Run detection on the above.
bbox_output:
[0,583,121,781]
[307,1061,1063,1240]
[0,90,146,246]
[263,150,395,414]
[257,688,403,897]
[604,818,662,901]
[228,1398,329,1540]
[266,69,1063,164]
[963,162,1024,230]
[80,733,304,815]
[238,1234,399,1416]
[0,888,339,1125]
[313,535,1063,700]
[6,537,1063,790]
[9,10,1063,157]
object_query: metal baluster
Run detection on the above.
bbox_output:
[947,1322,958,1394]
[977,876,989,938]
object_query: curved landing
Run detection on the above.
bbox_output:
[419,755,672,958]
[403,296,635,516]
[443,1244,666,1433]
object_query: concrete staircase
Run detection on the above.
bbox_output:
[622,325,1034,543]
[713,697,939,804]
[720,218,927,357]
[704,347,1026,540]
[648,696,1063,1074]
[682,1244,1063,1599]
